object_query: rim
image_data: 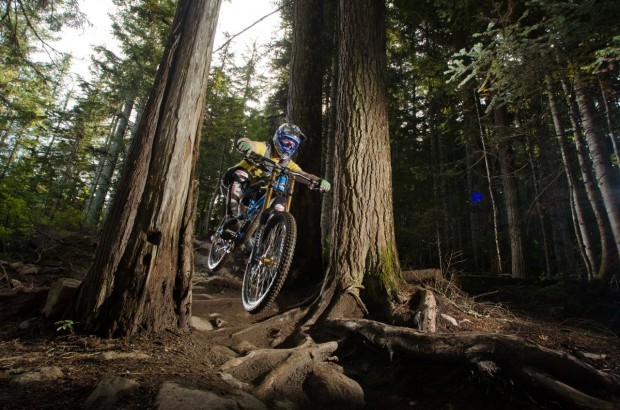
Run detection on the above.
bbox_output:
[208,231,230,270]
[242,222,287,309]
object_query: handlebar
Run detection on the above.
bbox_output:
[239,149,322,191]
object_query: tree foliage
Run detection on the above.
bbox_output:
[1,0,619,286]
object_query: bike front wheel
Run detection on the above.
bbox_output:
[242,211,297,313]
[207,228,233,271]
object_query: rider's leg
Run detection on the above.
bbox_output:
[227,169,250,218]
[219,168,250,239]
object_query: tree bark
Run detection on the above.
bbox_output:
[474,91,503,274]
[83,116,119,223]
[561,78,613,278]
[287,0,325,278]
[573,73,620,281]
[73,0,222,337]
[86,96,135,226]
[546,77,595,279]
[320,1,338,257]
[325,0,401,315]
[494,106,525,278]
[525,133,553,278]
[599,75,620,171]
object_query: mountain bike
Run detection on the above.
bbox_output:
[207,150,323,313]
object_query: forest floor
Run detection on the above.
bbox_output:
[0,232,619,409]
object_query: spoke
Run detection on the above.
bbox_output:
[243,216,291,308]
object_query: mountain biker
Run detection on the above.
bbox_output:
[221,123,331,236]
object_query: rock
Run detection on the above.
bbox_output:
[211,317,226,328]
[10,279,24,290]
[154,381,267,410]
[191,316,214,331]
[84,376,140,410]
[9,262,40,276]
[41,278,81,318]
[194,254,209,267]
[303,363,365,408]
[18,319,30,329]
[11,366,63,384]
[96,351,151,361]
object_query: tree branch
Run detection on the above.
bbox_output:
[213,6,283,54]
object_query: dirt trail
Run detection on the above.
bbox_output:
[191,239,319,345]
[0,239,618,409]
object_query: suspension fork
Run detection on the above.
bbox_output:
[285,179,295,212]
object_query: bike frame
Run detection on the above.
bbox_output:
[221,152,314,245]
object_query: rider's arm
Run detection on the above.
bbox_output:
[294,170,331,192]
[286,161,317,182]
[286,161,331,191]
[295,170,320,183]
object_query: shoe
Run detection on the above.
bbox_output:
[242,238,254,254]
[221,218,241,240]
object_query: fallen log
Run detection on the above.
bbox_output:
[402,269,442,283]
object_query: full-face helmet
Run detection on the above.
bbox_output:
[272,123,306,160]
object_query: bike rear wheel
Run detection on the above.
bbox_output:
[207,228,233,271]
[242,211,296,313]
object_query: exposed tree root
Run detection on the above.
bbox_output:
[206,269,620,408]
[326,318,620,409]
[220,339,364,407]
[230,308,307,347]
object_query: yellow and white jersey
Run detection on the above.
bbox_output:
[235,141,302,178]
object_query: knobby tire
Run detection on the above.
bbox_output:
[242,211,297,313]
[207,229,231,271]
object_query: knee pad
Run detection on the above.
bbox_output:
[272,196,286,212]
[233,169,250,184]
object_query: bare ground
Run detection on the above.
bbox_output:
[0,235,619,409]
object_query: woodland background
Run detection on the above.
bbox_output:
[1,0,619,285]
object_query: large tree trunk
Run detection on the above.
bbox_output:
[320,0,339,256]
[494,107,526,278]
[324,0,401,316]
[598,74,620,171]
[73,0,221,337]
[83,116,119,223]
[573,73,620,281]
[546,77,595,279]
[561,78,613,278]
[525,133,553,278]
[473,91,503,274]
[287,0,325,278]
[86,96,135,226]
[463,90,482,272]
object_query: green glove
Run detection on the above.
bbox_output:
[319,179,331,192]
[237,139,252,154]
